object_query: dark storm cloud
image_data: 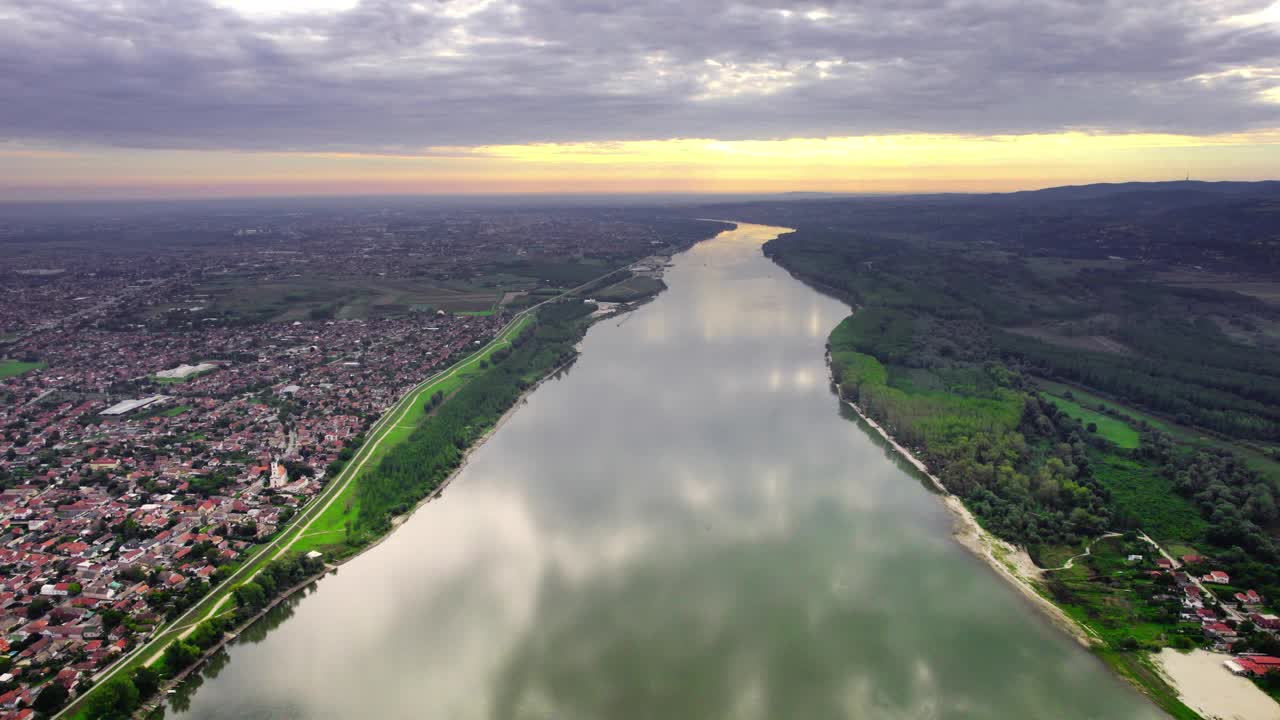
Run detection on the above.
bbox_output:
[1,0,1278,152]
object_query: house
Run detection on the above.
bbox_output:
[1181,554,1205,565]
[1156,558,1174,569]
[1226,655,1280,678]
[1126,554,1143,564]
[1250,613,1280,630]
[39,583,69,597]
[1203,571,1231,585]
[1234,590,1264,607]
[1205,622,1238,640]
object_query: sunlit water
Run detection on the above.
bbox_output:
[167,223,1161,720]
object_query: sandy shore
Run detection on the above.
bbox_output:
[839,395,1097,647]
[1154,649,1280,720]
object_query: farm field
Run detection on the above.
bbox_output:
[169,258,626,324]
[590,275,665,302]
[1043,393,1140,448]
[1036,378,1280,490]
[183,274,504,322]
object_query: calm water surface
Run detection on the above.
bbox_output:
[168,223,1161,719]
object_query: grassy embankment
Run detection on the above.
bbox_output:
[289,314,533,555]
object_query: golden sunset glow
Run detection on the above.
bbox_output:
[4,131,1280,200]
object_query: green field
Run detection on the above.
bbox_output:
[163,258,632,325]
[0,359,44,378]
[1037,378,1280,490]
[590,276,665,302]
[494,259,610,285]
[1045,394,1140,448]
[179,274,505,323]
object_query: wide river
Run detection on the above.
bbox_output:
[168,223,1161,719]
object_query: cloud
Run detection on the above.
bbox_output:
[0,0,1278,153]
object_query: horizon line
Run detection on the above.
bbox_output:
[2,178,1275,207]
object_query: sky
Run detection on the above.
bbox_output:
[2,0,1279,199]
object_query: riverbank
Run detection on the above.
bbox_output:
[354,354,579,554]
[835,378,1219,719]
[132,569,328,719]
[836,386,1097,647]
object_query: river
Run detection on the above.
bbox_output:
[166,222,1162,719]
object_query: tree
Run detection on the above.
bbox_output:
[189,619,222,650]
[33,682,69,714]
[99,608,126,630]
[86,676,140,719]
[162,640,200,676]
[233,581,267,613]
[26,597,51,619]
[132,665,161,698]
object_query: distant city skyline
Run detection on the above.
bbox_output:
[3,0,1279,199]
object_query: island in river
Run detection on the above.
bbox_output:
[157,222,1163,720]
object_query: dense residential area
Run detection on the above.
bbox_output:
[0,205,719,718]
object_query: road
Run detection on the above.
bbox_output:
[1043,532,1122,572]
[1137,531,1246,624]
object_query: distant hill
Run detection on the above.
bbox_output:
[700,179,1280,271]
